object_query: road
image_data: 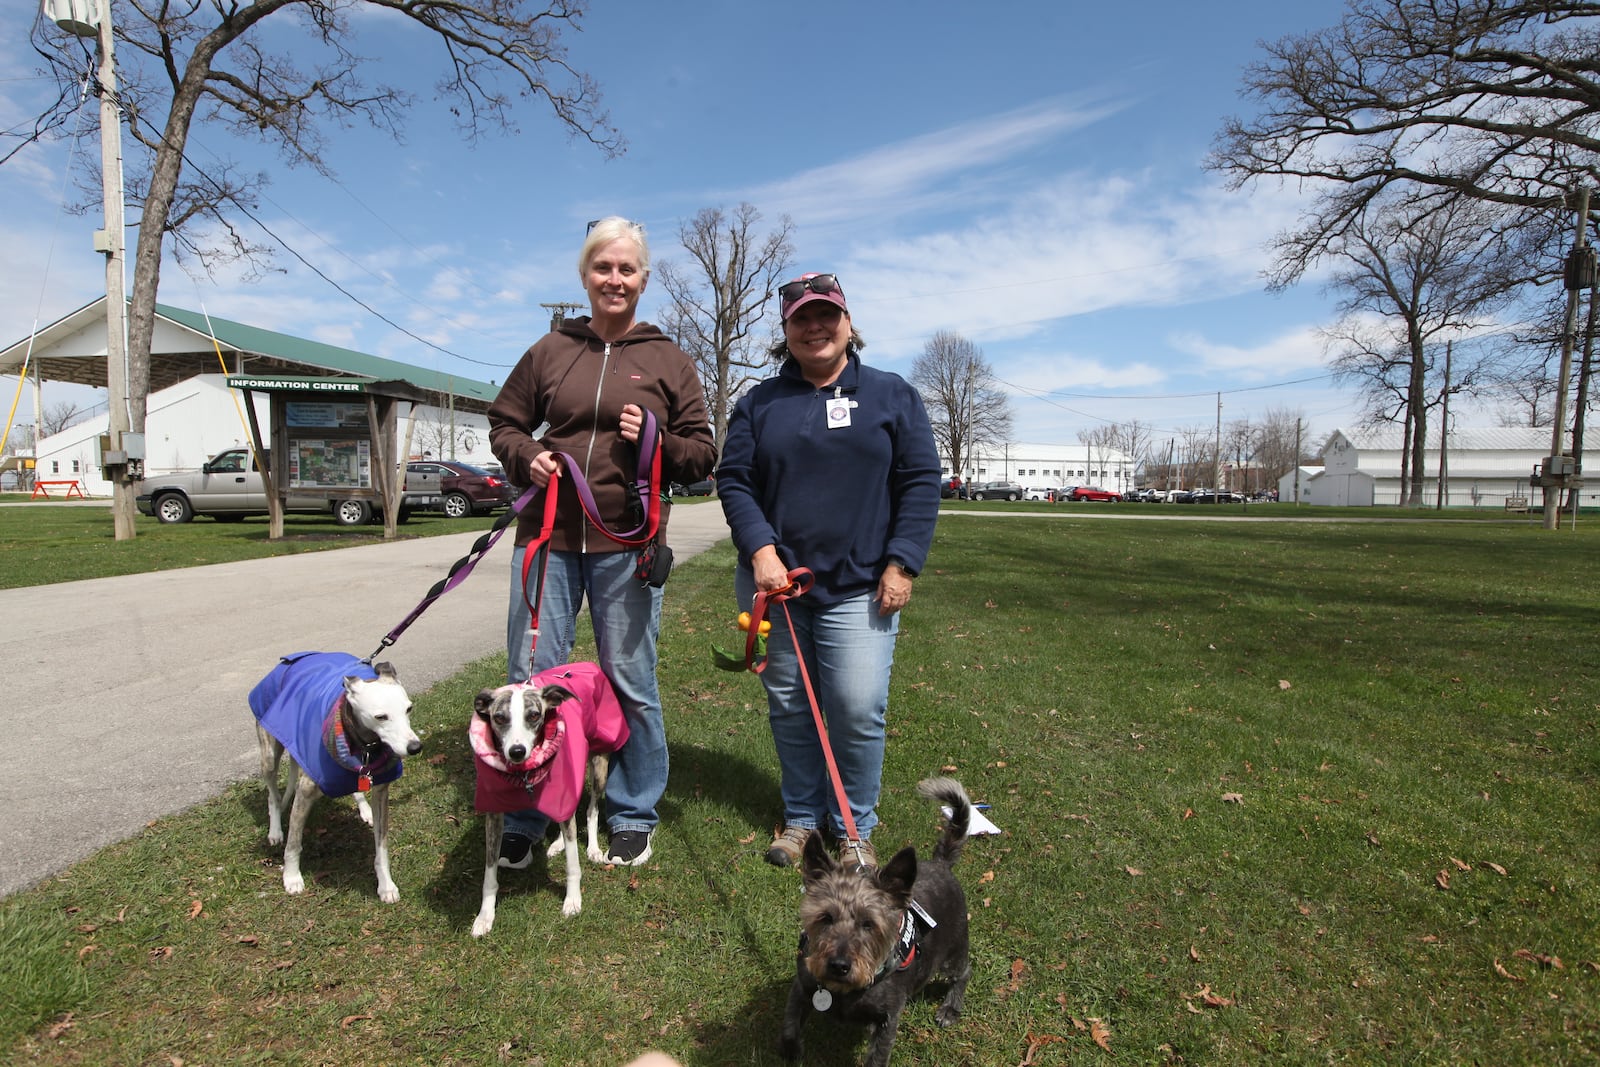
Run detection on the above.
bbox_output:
[0,503,731,899]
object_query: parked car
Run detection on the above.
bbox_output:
[671,478,716,497]
[1066,485,1122,502]
[405,459,515,518]
[136,447,435,526]
[1024,485,1054,501]
[971,480,1025,501]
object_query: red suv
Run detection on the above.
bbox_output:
[406,460,515,518]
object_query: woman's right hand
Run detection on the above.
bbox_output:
[751,545,792,593]
[527,450,559,489]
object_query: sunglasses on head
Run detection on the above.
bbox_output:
[778,274,844,305]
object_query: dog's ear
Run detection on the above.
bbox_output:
[473,688,498,719]
[539,683,576,711]
[799,830,836,883]
[371,661,399,682]
[877,846,918,901]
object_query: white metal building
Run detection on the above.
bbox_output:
[1300,427,1591,508]
[954,441,1137,494]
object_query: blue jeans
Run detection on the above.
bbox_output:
[505,545,666,839]
[738,568,899,841]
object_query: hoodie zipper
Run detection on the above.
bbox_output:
[578,340,613,554]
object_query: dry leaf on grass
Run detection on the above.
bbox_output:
[1021,1033,1065,1064]
[1493,958,1525,981]
[1278,679,1292,690]
[1008,958,1028,991]
[1125,866,1144,877]
[980,870,995,883]
[1221,792,1243,803]
[1188,945,1201,961]
[186,899,203,920]
[47,1014,74,1040]
[77,945,97,959]
[1197,984,1233,1007]
[1512,949,1564,969]
[340,1013,374,1029]
[149,946,173,961]
[1481,860,1508,876]
[1435,870,1451,890]
[1090,1017,1112,1050]
[1449,856,1471,871]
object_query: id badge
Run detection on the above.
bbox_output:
[825,395,853,429]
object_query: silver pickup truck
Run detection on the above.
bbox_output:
[135,447,436,525]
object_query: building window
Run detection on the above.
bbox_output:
[51,460,60,474]
[71,459,81,473]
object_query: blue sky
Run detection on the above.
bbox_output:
[3,0,1405,450]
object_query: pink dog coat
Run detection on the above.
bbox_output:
[470,662,629,822]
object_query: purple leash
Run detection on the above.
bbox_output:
[365,410,662,662]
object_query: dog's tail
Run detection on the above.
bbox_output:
[917,776,971,866]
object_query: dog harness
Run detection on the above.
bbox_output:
[249,651,403,797]
[470,662,629,823]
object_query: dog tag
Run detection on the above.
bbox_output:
[812,988,833,1011]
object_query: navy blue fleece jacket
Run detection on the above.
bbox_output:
[716,353,941,604]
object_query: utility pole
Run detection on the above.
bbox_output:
[540,301,585,334]
[1542,187,1595,530]
[1212,392,1222,495]
[1437,341,1452,510]
[47,0,136,538]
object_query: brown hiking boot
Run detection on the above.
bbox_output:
[765,826,813,867]
[836,837,877,870]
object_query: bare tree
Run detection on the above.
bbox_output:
[1255,405,1308,486]
[1209,1,1600,273]
[1317,198,1521,503]
[23,0,621,449]
[40,401,88,437]
[1109,419,1153,485]
[1177,424,1215,489]
[654,205,794,453]
[909,330,1012,480]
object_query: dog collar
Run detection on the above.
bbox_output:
[322,697,398,792]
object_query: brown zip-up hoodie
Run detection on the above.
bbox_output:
[487,317,716,553]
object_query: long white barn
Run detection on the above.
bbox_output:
[1300,427,1593,508]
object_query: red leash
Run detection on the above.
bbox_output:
[746,568,867,858]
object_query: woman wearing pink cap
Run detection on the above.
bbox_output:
[716,272,942,868]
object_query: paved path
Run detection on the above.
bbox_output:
[0,503,731,899]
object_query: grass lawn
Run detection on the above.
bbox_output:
[0,502,503,589]
[3,513,1597,1064]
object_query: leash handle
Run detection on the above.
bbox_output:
[748,567,863,845]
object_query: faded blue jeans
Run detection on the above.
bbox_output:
[738,567,899,841]
[505,545,666,839]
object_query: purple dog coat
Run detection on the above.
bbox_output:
[250,651,403,797]
[471,662,629,822]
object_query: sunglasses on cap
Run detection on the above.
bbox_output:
[778,273,845,305]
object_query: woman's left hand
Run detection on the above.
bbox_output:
[876,564,913,617]
[619,403,643,443]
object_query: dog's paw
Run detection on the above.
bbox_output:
[935,1004,963,1028]
[545,837,565,858]
[561,894,583,918]
[778,1036,802,1061]
[355,798,374,826]
[585,845,609,865]
[471,911,495,938]
[377,883,400,904]
[283,871,305,895]
[266,830,284,847]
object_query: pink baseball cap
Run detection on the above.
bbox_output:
[778,273,848,322]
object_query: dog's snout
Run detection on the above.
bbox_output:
[508,744,527,763]
[406,739,422,756]
[827,957,852,978]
